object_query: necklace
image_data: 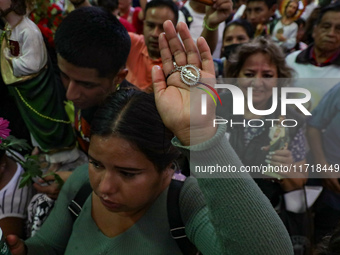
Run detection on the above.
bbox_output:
[77,109,90,143]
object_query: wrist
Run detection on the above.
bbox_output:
[176,126,217,146]
[203,17,219,31]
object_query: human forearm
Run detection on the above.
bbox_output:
[174,125,294,254]
[200,20,219,54]
[200,0,233,54]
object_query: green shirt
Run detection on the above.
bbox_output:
[26,125,293,254]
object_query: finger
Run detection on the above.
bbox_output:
[33,183,59,194]
[270,155,292,164]
[176,22,201,68]
[40,174,56,182]
[216,0,232,9]
[261,145,270,151]
[197,37,215,75]
[47,193,59,200]
[159,32,174,76]
[7,235,26,255]
[31,146,40,155]
[152,65,167,98]
[163,20,187,66]
[272,149,291,157]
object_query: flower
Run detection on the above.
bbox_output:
[0,118,11,143]
[0,117,54,188]
[30,2,64,48]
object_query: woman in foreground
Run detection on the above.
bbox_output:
[7,21,293,254]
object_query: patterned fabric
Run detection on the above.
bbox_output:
[288,128,306,162]
[243,123,305,162]
[244,125,265,147]
[26,193,54,237]
[213,58,226,78]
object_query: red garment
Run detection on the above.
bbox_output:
[74,110,91,153]
[126,33,162,90]
[120,6,143,34]
[119,17,136,33]
[310,46,340,67]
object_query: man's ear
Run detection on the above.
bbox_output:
[113,68,128,87]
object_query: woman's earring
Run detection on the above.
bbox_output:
[171,162,178,172]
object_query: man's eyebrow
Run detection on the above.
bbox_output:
[59,70,99,86]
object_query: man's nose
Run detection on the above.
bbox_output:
[66,81,81,102]
[151,26,163,37]
[327,26,337,36]
[233,38,240,44]
[248,11,256,21]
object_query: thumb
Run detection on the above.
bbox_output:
[152,65,166,101]
[6,235,26,255]
[41,172,56,182]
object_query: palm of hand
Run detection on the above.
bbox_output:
[157,70,216,144]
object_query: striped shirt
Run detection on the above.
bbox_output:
[0,153,33,220]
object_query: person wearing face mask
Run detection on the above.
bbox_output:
[214,19,253,77]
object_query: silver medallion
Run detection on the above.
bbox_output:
[180,64,200,86]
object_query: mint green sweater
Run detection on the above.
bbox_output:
[25,125,293,254]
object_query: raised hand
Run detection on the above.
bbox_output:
[205,0,233,28]
[152,21,217,146]
[33,171,71,200]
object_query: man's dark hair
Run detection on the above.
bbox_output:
[97,0,118,12]
[246,0,276,9]
[91,89,180,172]
[55,7,131,78]
[145,0,179,24]
[315,1,340,25]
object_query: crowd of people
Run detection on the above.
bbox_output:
[1,0,340,254]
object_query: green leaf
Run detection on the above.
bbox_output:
[18,155,42,188]
[19,172,33,188]
[2,136,32,152]
[43,172,65,189]
[53,173,65,189]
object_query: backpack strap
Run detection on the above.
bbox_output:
[68,182,92,222]
[167,179,198,255]
[180,6,193,29]
[68,179,198,254]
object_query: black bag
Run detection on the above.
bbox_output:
[180,6,193,29]
[279,187,313,255]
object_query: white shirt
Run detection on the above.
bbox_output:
[286,50,340,111]
[178,2,225,58]
[0,152,33,220]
